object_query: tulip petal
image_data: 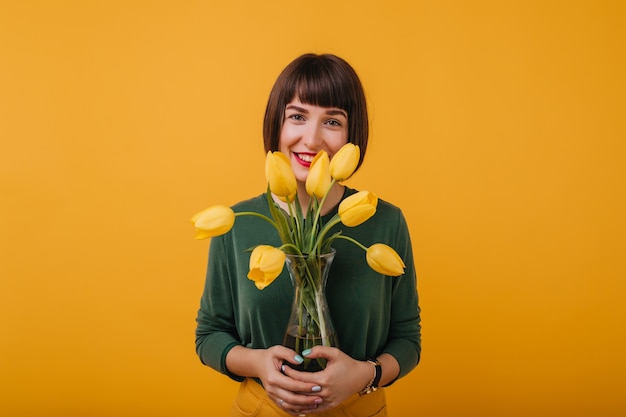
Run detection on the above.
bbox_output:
[330,143,360,181]
[306,151,331,199]
[366,243,405,276]
[191,205,235,238]
[338,191,378,227]
[265,151,297,199]
[248,245,286,289]
[194,230,214,240]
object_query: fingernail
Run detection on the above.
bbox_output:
[314,398,323,404]
[311,385,321,392]
[302,349,312,356]
[281,364,286,373]
[294,354,304,364]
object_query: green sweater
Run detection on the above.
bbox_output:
[195,187,421,381]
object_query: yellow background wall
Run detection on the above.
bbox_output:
[1,1,624,416]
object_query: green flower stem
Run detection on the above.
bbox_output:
[235,211,277,229]
[315,288,331,346]
[314,214,342,253]
[298,257,324,333]
[308,179,337,251]
[305,198,319,253]
[335,235,369,252]
[315,179,337,223]
[286,203,297,242]
[279,243,302,255]
[287,198,305,250]
[265,190,295,248]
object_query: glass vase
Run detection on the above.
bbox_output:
[282,250,338,372]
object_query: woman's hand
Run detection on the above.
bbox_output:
[281,346,374,414]
[226,345,324,415]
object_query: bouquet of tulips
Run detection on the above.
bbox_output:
[192,143,405,366]
[191,143,405,283]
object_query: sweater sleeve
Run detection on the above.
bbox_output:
[195,235,245,382]
[382,210,422,379]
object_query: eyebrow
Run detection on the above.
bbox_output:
[286,104,347,119]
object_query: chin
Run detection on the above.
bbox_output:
[291,167,310,183]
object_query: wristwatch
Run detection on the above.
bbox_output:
[359,359,382,396]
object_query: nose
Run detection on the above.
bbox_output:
[302,123,323,149]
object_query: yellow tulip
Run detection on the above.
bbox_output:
[338,191,378,227]
[330,143,360,181]
[247,245,286,290]
[265,151,297,201]
[190,205,235,239]
[305,151,331,199]
[279,191,297,203]
[366,243,406,276]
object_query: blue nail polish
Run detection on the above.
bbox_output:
[294,354,304,364]
[312,385,322,392]
[302,349,312,356]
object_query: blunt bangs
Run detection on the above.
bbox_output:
[292,62,355,112]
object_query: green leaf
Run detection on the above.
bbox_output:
[265,186,294,251]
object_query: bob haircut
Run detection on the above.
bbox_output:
[263,53,369,170]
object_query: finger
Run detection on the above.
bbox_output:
[276,351,305,367]
[273,381,324,406]
[269,346,305,373]
[281,365,322,388]
[302,345,337,360]
[276,395,321,415]
[276,398,300,415]
[281,365,316,384]
[270,344,301,360]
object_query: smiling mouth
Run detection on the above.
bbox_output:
[295,152,315,162]
[294,152,316,167]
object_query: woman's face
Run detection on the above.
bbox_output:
[279,98,349,184]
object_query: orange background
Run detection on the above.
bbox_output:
[1,1,625,416]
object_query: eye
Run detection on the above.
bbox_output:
[287,113,305,121]
[325,119,342,127]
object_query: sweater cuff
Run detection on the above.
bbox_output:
[383,339,421,381]
[197,333,245,382]
[221,342,245,382]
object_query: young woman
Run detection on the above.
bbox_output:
[195,53,421,416]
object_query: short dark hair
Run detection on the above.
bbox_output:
[263,53,369,170]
